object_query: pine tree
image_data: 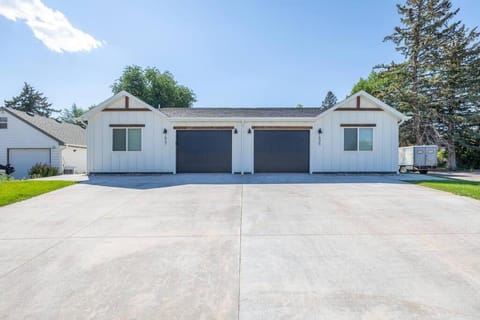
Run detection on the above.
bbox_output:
[435,24,480,170]
[60,103,86,125]
[351,0,480,167]
[321,91,337,110]
[4,82,57,117]
[384,0,459,145]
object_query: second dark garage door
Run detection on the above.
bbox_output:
[254,130,310,173]
[176,130,232,173]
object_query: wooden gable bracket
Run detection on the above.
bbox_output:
[356,96,360,109]
[125,96,129,109]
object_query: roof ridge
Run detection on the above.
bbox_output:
[158,107,325,118]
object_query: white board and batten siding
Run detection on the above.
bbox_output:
[84,91,406,174]
[311,111,399,173]
[87,107,175,173]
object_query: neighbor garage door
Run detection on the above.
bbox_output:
[254,129,310,173]
[176,129,232,173]
[8,148,51,179]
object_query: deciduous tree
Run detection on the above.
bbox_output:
[112,65,196,108]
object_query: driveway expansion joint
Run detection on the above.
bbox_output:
[237,183,244,320]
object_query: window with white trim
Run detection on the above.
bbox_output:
[0,117,7,129]
[344,127,373,151]
[112,128,142,151]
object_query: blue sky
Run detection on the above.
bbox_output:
[0,0,479,110]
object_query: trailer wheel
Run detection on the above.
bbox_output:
[399,166,407,173]
[419,170,428,174]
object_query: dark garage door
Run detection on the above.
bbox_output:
[176,130,232,173]
[254,130,310,173]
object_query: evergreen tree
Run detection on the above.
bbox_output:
[4,82,57,117]
[60,103,86,125]
[384,0,459,145]
[320,91,337,110]
[435,23,480,169]
[350,0,480,168]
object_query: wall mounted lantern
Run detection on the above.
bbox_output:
[163,128,168,144]
[318,128,323,145]
[233,128,238,134]
[247,128,252,134]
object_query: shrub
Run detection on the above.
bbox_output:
[28,163,59,178]
[437,149,447,168]
[0,174,14,182]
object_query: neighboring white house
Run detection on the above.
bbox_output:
[0,108,86,179]
[80,90,408,174]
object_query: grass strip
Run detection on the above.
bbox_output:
[0,180,76,207]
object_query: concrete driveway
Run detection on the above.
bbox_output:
[1,174,479,319]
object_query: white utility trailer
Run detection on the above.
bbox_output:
[399,145,438,174]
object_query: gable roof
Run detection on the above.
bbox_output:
[80,90,162,120]
[1,107,86,147]
[160,107,324,118]
[83,90,407,122]
[318,90,409,121]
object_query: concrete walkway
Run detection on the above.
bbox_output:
[433,171,480,182]
[1,174,479,319]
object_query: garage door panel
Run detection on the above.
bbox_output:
[176,130,232,173]
[254,130,309,173]
[8,148,51,179]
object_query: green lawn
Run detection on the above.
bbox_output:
[409,179,480,200]
[0,180,76,207]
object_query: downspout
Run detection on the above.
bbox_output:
[240,120,244,175]
[59,145,66,174]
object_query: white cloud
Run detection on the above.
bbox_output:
[0,0,103,53]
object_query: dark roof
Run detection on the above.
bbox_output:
[2,107,86,146]
[159,107,324,118]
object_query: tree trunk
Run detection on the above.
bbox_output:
[447,140,457,171]
[447,99,457,171]
[414,114,423,144]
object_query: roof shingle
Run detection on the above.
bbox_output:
[3,108,86,146]
[159,107,324,118]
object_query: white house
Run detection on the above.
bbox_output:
[0,108,86,179]
[81,90,408,174]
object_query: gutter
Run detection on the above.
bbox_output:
[65,144,87,149]
[167,117,318,122]
[398,116,411,126]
